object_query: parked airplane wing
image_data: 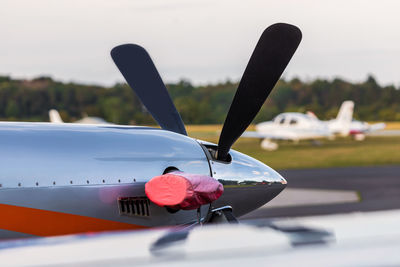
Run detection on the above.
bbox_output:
[368,122,386,132]
[241,129,331,141]
[241,131,293,140]
[0,210,400,266]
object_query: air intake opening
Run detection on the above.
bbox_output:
[118,197,150,217]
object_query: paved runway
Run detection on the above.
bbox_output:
[241,165,400,220]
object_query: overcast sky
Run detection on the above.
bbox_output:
[1,0,400,87]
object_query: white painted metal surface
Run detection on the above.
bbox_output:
[1,210,400,266]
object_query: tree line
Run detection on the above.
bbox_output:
[0,75,399,125]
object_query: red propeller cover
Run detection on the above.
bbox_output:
[145,171,224,210]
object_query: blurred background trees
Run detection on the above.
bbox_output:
[0,74,398,124]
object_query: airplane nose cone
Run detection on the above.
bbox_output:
[209,149,287,217]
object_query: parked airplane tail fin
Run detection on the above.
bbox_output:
[336,101,354,123]
[49,109,64,123]
[334,101,354,136]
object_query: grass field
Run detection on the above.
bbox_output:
[383,122,400,130]
[186,124,400,170]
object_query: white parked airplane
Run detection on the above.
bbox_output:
[242,112,334,150]
[243,100,385,150]
[49,109,113,125]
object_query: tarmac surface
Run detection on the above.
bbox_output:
[369,129,400,136]
[241,165,400,220]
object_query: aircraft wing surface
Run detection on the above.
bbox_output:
[1,210,400,266]
[368,122,386,132]
[241,130,331,140]
[240,131,293,139]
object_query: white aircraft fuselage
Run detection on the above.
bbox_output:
[256,112,331,142]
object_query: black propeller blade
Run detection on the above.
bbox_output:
[111,44,187,136]
[217,23,302,161]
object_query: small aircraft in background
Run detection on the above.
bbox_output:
[242,108,336,151]
[249,113,331,150]
[243,100,385,150]
[49,109,113,125]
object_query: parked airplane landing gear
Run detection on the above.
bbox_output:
[261,139,279,151]
[354,133,366,141]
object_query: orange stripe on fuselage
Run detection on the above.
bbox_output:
[0,203,147,237]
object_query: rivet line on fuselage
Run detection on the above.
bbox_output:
[1,178,140,189]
